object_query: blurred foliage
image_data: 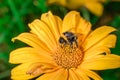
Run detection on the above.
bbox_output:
[0,0,120,80]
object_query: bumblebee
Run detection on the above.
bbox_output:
[59,31,78,47]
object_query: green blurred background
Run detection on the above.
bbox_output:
[0,0,120,80]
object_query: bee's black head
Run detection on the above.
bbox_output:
[59,37,67,44]
[63,31,77,44]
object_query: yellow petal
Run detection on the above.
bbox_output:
[77,17,91,35]
[11,63,37,79]
[87,34,117,49]
[47,0,66,6]
[96,34,117,48]
[79,68,103,80]
[68,69,80,80]
[84,2,103,16]
[84,46,111,60]
[41,11,60,41]
[77,17,91,46]
[73,69,90,80]
[30,19,57,45]
[84,34,116,59]
[9,47,55,64]
[66,0,84,9]
[62,11,80,33]
[82,26,116,51]
[29,20,56,51]
[54,16,62,34]
[85,0,105,2]
[26,62,58,76]
[36,69,68,80]
[12,33,50,52]
[81,54,120,70]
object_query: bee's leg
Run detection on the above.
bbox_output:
[69,42,73,48]
[75,40,78,48]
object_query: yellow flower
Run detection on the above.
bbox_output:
[47,0,105,16]
[9,11,120,80]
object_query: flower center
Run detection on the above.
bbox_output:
[53,44,83,69]
[52,31,84,69]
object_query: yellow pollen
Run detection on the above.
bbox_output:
[53,44,84,69]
